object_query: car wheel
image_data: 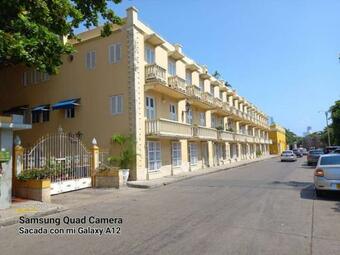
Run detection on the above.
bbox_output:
[315,189,324,197]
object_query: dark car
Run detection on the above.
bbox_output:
[292,148,303,157]
[307,149,324,166]
[324,146,340,154]
[332,149,340,154]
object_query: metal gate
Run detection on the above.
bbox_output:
[23,128,92,195]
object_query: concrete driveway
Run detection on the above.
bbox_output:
[0,157,339,255]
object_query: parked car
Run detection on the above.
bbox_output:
[324,146,340,154]
[307,149,324,166]
[300,148,308,155]
[292,148,303,157]
[281,150,297,162]
[314,154,340,196]
[332,149,340,154]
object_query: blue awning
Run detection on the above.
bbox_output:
[32,104,50,112]
[52,99,80,110]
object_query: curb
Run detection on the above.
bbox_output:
[0,205,66,228]
[127,156,278,189]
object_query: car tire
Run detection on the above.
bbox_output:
[315,189,324,197]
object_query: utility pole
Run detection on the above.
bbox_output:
[325,111,331,147]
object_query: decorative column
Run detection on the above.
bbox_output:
[237,143,241,161]
[13,136,24,194]
[225,142,230,163]
[91,138,99,187]
[207,141,214,167]
[180,139,189,173]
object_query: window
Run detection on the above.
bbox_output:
[186,71,192,85]
[199,112,206,126]
[86,50,96,69]
[211,115,216,128]
[32,111,41,123]
[146,96,155,120]
[42,111,50,122]
[110,95,123,115]
[148,141,161,171]
[210,85,214,95]
[65,108,75,119]
[145,46,155,64]
[169,104,177,121]
[186,109,193,124]
[172,142,182,167]
[168,59,176,76]
[189,143,198,165]
[22,72,29,86]
[109,43,122,64]
[199,79,204,91]
[219,91,223,100]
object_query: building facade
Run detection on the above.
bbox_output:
[269,124,287,154]
[0,7,272,181]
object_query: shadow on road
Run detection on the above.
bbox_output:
[299,162,315,169]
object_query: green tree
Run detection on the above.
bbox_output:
[212,70,221,79]
[0,0,123,74]
[285,128,300,146]
[330,100,340,145]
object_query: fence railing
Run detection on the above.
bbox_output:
[186,85,202,99]
[168,76,186,92]
[145,64,166,83]
[145,119,193,138]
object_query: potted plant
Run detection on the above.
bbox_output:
[15,167,52,202]
[109,134,136,184]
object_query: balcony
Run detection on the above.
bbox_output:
[186,86,214,109]
[145,64,187,99]
[192,126,218,140]
[145,119,192,139]
[168,76,186,93]
[217,130,234,142]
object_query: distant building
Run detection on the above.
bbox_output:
[269,124,287,154]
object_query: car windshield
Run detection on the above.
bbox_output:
[283,151,293,154]
[320,156,340,165]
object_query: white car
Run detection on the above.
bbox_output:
[314,154,340,196]
[281,150,297,162]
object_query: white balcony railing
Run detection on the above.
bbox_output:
[192,126,218,140]
[168,76,186,92]
[145,64,166,83]
[218,130,234,141]
[213,97,223,108]
[186,85,202,99]
[202,92,214,105]
[145,119,192,138]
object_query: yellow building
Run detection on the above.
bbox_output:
[269,124,287,154]
[0,7,272,181]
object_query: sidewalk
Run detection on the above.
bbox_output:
[128,155,278,189]
[0,199,64,227]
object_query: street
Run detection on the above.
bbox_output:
[1,157,340,255]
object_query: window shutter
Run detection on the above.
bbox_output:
[91,51,96,69]
[115,44,121,63]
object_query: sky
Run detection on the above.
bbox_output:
[78,0,340,136]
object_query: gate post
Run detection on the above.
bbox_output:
[13,137,24,195]
[91,138,99,187]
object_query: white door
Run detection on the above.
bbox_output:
[146,96,156,120]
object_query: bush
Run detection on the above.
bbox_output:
[256,150,262,157]
[17,167,53,181]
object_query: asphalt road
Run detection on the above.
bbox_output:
[1,157,340,255]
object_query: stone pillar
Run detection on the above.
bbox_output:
[207,141,214,167]
[91,138,99,187]
[0,129,13,209]
[13,144,24,195]
[237,143,241,161]
[180,139,189,172]
[206,110,212,128]
[236,121,240,133]
[246,143,250,159]
[225,142,230,162]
